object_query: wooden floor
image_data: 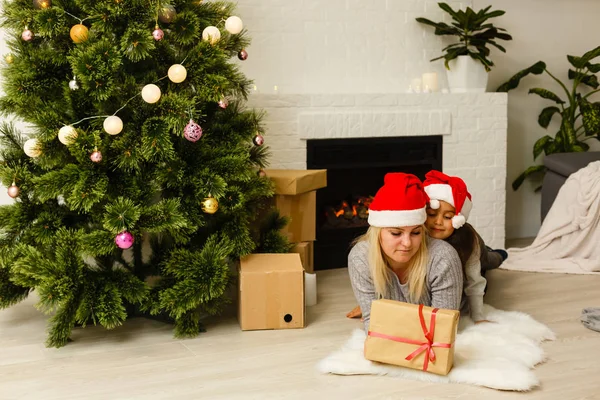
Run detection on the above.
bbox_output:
[2,265,600,399]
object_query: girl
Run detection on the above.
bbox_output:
[422,170,507,323]
[348,172,465,332]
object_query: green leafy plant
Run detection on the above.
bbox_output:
[416,2,512,71]
[497,46,600,190]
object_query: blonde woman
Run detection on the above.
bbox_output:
[348,173,465,332]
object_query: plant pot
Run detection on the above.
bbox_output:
[446,56,489,93]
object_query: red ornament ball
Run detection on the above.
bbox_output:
[90,150,102,163]
[152,27,164,41]
[252,134,264,146]
[238,49,248,61]
[184,119,203,142]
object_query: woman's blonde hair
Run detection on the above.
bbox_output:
[355,226,429,301]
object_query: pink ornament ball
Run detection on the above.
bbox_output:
[218,98,229,109]
[184,119,203,142]
[253,134,264,146]
[115,231,134,249]
[238,49,248,61]
[22,29,34,41]
[152,27,164,41]
[7,185,20,199]
[90,150,102,163]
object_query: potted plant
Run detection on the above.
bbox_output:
[416,3,512,93]
[496,46,600,190]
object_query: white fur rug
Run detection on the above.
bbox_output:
[317,305,556,391]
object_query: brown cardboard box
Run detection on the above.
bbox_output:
[265,169,327,195]
[274,192,316,242]
[265,169,327,242]
[364,300,460,376]
[238,253,305,331]
[291,241,314,273]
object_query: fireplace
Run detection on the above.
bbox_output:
[307,136,443,270]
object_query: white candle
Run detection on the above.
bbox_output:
[411,78,422,93]
[305,272,317,307]
[422,72,438,92]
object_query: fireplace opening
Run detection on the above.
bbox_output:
[307,136,443,271]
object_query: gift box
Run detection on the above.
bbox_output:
[264,169,327,242]
[364,299,460,376]
[238,253,305,331]
[291,241,314,273]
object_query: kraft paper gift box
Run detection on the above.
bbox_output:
[238,253,305,331]
[264,169,327,242]
[364,299,460,376]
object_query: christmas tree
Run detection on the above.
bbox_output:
[0,0,283,347]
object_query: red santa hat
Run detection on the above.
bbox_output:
[422,170,472,229]
[368,173,427,227]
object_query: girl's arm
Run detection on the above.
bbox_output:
[464,244,487,322]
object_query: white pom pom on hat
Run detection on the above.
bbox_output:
[451,214,466,229]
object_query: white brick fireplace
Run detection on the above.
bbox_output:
[247,93,507,248]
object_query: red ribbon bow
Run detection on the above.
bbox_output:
[368,304,452,371]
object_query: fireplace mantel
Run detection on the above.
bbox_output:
[246,93,507,248]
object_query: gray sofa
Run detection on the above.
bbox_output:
[541,151,600,222]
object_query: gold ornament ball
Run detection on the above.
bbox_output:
[158,5,177,23]
[103,116,123,135]
[24,138,41,158]
[70,24,89,44]
[202,197,219,214]
[5,54,14,64]
[168,64,187,83]
[33,0,51,9]
[202,26,221,44]
[58,125,78,145]
[141,84,161,103]
[225,16,243,35]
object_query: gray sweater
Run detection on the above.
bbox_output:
[348,237,465,331]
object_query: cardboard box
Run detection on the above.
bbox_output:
[291,241,314,273]
[238,253,305,331]
[265,169,327,242]
[364,300,459,376]
[265,169,327,195]
[274,192,316,242]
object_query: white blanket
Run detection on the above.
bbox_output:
[502,161,600,274]
[317,305,555,391]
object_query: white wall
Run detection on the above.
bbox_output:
[473,0,600,238]
[235,0,466,93]
[236,0,600,239]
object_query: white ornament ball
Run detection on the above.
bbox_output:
[24,138,41,158]
[58,125,78,145]
[225,16,243,34]
[141,84,161,103]
[168,64,187,83]
[103,116,123,135]
[202,26,221,44]
[69,78,79,90]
